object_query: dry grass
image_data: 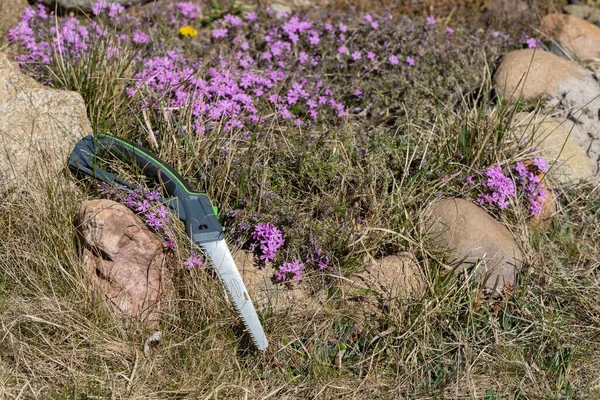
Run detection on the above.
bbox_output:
[3,88,600,398]
[2,1,600,398]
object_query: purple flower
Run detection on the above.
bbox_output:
[132,30,150,44]
[252,223,284,264]
[513,159,550,216]
[427,15,435,25]
[276,260,304,281]
[298,51,308,64]
[177,2,202,19]
[184,250,203,269]
[526,37,538,49]
[146,189,160,201]
[533,158,549,172]
[156,205,169,219]
[351,51,362,61]
[212,28,228,39]
[91,1,107,15]
[338,45,348,54]
[245,12,257,21]
[388,55,399,65]
[224,14,243,27]
[146,211,164,229]
[367,51,376,60]
[405,56,415,66]
[446,26,454,35]
[477,164,516,210]
[135,200,151,212]
[338,22,347,32]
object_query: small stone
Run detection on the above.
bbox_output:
[364,253,426,300]
[512,113,596,184]
[422,198,525,292]
[493,49,586,101]
[483,0,529,22]
[143,331,162,355]
[234,250,314,312]
[75,199,172,326]
[541,14,600,61]
[563,4,600,25]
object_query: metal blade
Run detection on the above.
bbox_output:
[201,239,268,351]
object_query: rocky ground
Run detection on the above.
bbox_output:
[1,0,600,398]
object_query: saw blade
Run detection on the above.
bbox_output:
[201,239,268,351]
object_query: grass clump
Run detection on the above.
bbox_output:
[2,1,600,398]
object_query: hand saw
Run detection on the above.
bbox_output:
[68,134,268,351]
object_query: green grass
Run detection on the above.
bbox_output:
[2,1,600,398]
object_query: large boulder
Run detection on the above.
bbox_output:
[76,199,172,326]
[494,50,600,174]
[541,13,600,61]
[0,0,28,42]
[512,113,596,183]
[422,198,525,292]
[0,53,92,190]
[493,49,586,101]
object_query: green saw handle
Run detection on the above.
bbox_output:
[68,134,224,244]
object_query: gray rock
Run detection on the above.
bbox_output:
[564,4,600,25]
[422,198,525,293]
[0,0,28,43]
[493,49,586,101]
[0,52,92,190]
[494,49,600,176]
[483,0,529,22]
[512,113,596,183]
[541,13,600,61]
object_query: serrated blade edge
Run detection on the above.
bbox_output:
[201,240,268,351]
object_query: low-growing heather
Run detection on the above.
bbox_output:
[3,1,600,398]
[5,0,530,277]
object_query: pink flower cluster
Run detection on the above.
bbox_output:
[276,260,304,281]
[184,249,203,269]
[99,183,175,247]
[476,158,550,216]
[9,5,462,134]
[477,164,516,210]
[251,223,285,264]
[514,158,549,216]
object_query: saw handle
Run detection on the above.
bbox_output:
[68,134,224,244]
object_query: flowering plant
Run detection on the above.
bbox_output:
[476,158,550,216]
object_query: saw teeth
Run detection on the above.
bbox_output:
[202,241,268,351]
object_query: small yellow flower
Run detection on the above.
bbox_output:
[179,26,198,38]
